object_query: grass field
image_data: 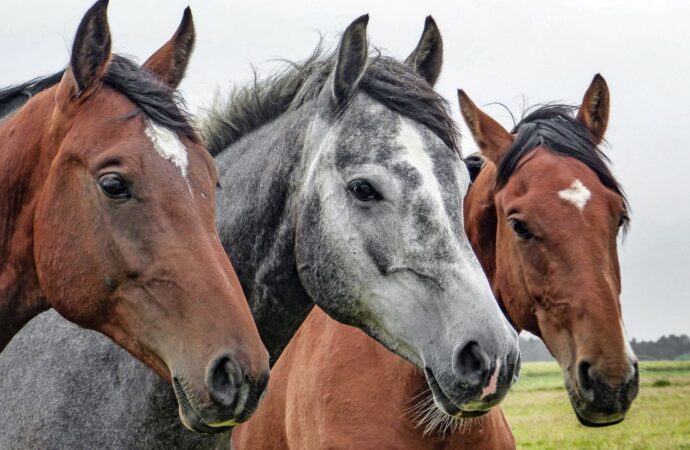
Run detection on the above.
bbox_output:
[501,361,690,449]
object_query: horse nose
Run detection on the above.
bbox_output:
[206,354,245,407]
[453,340,492,387]
[576,359,639,413]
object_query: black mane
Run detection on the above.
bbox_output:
[497,104,629,230]
[202,44,459,156]
[0,55,196,141]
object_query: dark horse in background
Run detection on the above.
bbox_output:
[0,14,520,449]
[0,0,269,434]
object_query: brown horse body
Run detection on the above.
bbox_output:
[233,308,515,449]
[0,1,268,432]
[233,76,638,448]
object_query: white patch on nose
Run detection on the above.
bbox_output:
[145,121,189,182]
[558,179,591,210]
[482,358,501,399]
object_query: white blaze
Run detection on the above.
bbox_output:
[558,179,591,210]
[397,118,453,232]
[145,121,189,181]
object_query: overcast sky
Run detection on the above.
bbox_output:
[1,0,688,340]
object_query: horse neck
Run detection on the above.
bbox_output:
[0,90,55,348]
[214,107,315,365]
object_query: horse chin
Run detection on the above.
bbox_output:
[574,409,625,428]
[173,378,233,434]
[565,380,627,427]
[424,367,490,419]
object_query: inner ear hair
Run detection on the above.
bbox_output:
[457,89,513,164]
[142,7,196,89]
[70,0,112,94]
[332,14,370,106]
[404,15,443,86]
[577,73,610,144]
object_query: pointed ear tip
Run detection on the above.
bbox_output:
[355,14,370,25]
[457,89,470,102]
[425,15,437,26]
[183,6,193,17]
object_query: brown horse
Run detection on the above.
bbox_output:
[0,0,269,432]
[232,75,638,448]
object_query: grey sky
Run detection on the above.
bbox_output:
[1,0,688,340]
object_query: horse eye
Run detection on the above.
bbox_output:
[508,218,532,240]
[348,179,381,202]
[98,173,131,200]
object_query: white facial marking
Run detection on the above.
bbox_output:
[558,179,591,210]
[481,358,501,399]
[145,121,189,182]
[621,319,637,372]
[397,118,454,233]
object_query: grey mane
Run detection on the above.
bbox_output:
[202,42,459,155]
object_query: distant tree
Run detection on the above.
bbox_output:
[632,334,690,361]
[519,334,690,362]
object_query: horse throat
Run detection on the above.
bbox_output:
[0,94,54,350]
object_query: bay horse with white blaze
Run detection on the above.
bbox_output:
[0,0,269,433]
[0,15,518,449]
[231,75,638,448]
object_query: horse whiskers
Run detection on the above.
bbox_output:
[405,391,471,439]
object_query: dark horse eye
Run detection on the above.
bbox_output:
[508,218,532,240]
[98,173,130,200]
[348,179,381,202]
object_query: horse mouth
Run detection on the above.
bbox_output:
[566,380,629,427]
[423,368,489,419]
[574,409,625,428]
[172,378,234,434]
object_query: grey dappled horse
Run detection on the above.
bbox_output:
[0,16,518,448]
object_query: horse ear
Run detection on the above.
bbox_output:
[576,74,609,145]
[458,89,513,165]
[143,7,196,89]
[404,16,443,86]
[332,14,369,106]
[69,0,112,95]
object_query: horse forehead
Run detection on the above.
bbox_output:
[144,121,189,182]
[394,118,461,191]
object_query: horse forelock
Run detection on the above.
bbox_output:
[496,104,629,232]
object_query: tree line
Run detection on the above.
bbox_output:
[519,334,690,362]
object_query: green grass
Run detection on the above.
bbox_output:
[501,361,690,449]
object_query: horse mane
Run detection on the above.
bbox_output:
[0,55,196,141]
[201,42,459,156]
[497,104,630,231]
[0,71,64,115]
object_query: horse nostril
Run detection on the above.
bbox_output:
[578,360,595,400]
[454,341,490,386]
[206,355,243,407]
